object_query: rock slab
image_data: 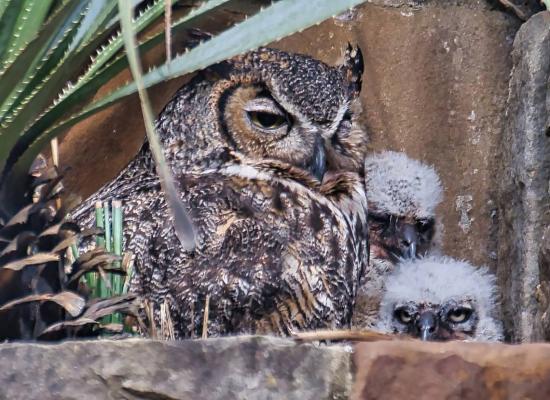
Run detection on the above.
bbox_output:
[0,336,351,400]
[353,340,550,400]
[497,11,550,342]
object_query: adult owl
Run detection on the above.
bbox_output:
[72,46,369,338]
[352,151,443,328]
[376,256,503,342]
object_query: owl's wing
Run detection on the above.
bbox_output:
[135,169,360,337]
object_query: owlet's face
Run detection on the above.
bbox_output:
[212,46,366,180]
[369,211,435,262]
[390,298,478,341]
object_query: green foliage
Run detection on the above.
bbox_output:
[0,0,366,221]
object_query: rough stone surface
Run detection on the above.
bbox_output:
[0,336,351,400]
[496,12,550,342]
[5,337,550,399]
[353,340,550,400]
[535,226,550,341]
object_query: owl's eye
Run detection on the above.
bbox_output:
[394,307,413,324]
[247,111,287,130]
[447,307,472,323]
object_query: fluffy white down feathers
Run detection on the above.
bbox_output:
[377,256,504,342]
[365,151,443,219]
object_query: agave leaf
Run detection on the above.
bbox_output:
[1,204,34,230]
[0,0,230,215]
[0,1,84,117]
[0,1,10,21]
[0,291,85,317]
[2,0,54,68]
[0,10,87,129]
[2,252,60,271]
[0,0,176,197]
[76,247,106,264]
[119,0,196,250]
[41,317,99,335]
[70,0,118,52]
[79,254,122,272]
[68,255,123,285]
[0,1,26,64]
[83,293,140,320]
[51,235,79,253]
[17,0,229,156]
[1,0,366,213]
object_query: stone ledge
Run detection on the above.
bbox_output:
[0,336,351,400]
[5,337,550,399]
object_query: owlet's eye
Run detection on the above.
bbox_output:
[447,307,472,323]
[394,307,413,324]
[248,111,287,130]
[416,218,434,234]
[369,213,391,228]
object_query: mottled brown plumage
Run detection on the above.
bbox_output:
[72,46,368,338]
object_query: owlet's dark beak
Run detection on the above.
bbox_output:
[417,311,438,341]
[398,223,419,259]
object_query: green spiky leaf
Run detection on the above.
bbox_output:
[118,0,196,250]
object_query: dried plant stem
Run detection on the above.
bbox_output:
[202,295,210,339]
[145,300,157,339]
[497,0,528,20]
[160,298,175,340]
[292,329,410,343]
[122,252,134,294]
[50,138,59,167]
[50,138,61,209]
[164,0,172,61]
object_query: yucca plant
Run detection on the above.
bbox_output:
[0,0,366,340]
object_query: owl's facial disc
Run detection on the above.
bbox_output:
[391,300,477,341]
[369,212,435,262]
[223,86,327,180]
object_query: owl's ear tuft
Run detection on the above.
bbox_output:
[342,43,364,96]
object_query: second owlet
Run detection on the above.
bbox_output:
[72,46,369,338]
[353,151,443,328]
[376,256,504,342]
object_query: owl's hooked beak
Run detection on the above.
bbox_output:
[417,311,438,341]
[307,138,327,182]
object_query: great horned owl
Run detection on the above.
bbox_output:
[376,256,503,342]
[353,151,443,328]
[72,46,369,338]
